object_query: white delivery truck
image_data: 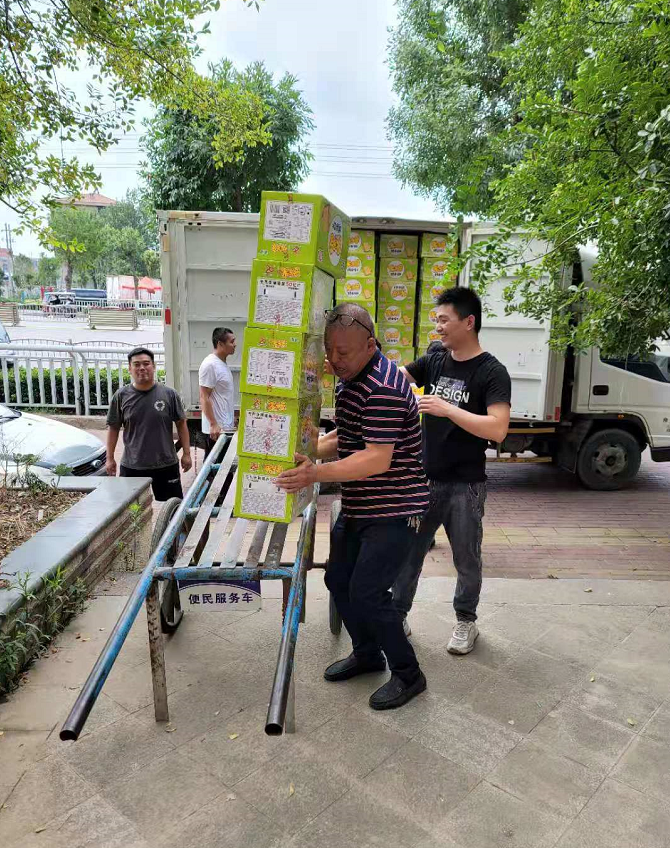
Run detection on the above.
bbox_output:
[159,211,670,490]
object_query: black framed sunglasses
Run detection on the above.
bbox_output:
[325,310,374,337]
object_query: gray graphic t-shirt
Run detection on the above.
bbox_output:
[107,383,186,470]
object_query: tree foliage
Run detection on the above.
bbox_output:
[12,255,36,288]
[144,60,314,213]
[37,256,61,288]
[391,0,670,355]
[48,207,110,289]
[388,0,531,214]
[0,0,267,241]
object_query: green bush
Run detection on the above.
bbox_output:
[2,366,166,409]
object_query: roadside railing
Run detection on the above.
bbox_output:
[0,343,166,415]
[6,301,164,326]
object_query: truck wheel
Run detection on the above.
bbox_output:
[150,497,185,633]
[576,428,641,491]
[328,500,342,636]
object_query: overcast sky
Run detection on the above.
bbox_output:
[4,0,445,258]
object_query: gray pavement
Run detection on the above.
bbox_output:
[2,574,670,848]
[7,322,163,346]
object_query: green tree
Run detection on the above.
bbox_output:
[103,226,149,298]
[37,256,61,289]
[0,0,268,242]
[12,255,36,288]
[99,189,158,251]
[144,60,314,213]
[48,207,111,290]
[387,0,531,214]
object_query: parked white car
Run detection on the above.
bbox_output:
[0,404,107,482]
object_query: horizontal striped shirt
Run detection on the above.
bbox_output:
[335,350,429,519]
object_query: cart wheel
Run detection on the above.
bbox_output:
[150,497,186,634]
[328,500,342,636]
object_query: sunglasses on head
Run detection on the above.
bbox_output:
[325,310,374,337]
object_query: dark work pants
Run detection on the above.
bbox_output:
[325,514,422,684]
[120,462,183,502]
[393,481,486,622]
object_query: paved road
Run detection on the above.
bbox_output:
[7,321,164,346]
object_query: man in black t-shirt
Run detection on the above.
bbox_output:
[393,287,511,654]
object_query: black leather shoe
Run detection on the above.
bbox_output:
[324,652,386,682]
[369,672,427,710]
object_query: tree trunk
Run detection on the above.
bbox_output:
[233,185,243,213]
[133,275,139,303]
[64,259,72,291]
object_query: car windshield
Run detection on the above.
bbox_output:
[0,403,20,422]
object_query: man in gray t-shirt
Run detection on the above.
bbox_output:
[106,347,192,501]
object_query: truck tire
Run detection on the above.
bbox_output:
[576,428,641,491]
[150,497,185,633]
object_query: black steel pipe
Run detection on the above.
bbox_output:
[265,489,318,735]
[59,434,232,742]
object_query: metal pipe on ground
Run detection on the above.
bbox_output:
[265,488,318,736]
[59,433,232,742]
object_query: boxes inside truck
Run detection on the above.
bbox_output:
[379,258,418,282]
[382,346,416,367]
[348,230,375,255]
[379,234,419,259]
[345,254,376,278]
[336,277,376,302]
[420,233,456,258]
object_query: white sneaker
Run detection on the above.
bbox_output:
[402,617,412,638]
[448,621,479,655]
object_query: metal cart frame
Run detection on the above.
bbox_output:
[60,432,325,741]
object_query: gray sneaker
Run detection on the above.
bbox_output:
[448,621,479,655]
[402,617,412,638]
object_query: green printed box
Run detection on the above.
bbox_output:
[238,393,321,463]
[248,259,334,334]
[235,456,314,523]
[420,232,457,258]
[418,300,439,328]
[379,258,418,283]
[377,300,416,329]
[321,388,335,408]
[240,327,324,399]
[349,230,376,256]
[345,253,376,278]
[377,323,414,349]
[379,234,419,259]
[257,192,351,279]
[416,328,443,350]
[420,257,456,284]
[378,279,416,309]
[336,277,376,302]
[382,345,416,367]
[420,280,447,305]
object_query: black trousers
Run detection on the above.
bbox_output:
[120,462,183,502]
[325,513,422,684]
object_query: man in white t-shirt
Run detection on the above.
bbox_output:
[198,327,236,455]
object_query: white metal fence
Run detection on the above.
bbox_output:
[3,301,164,325]
[0,342,166,415]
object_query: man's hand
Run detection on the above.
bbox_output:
[181,450,193,473]
[275,453,317,493]
[106,457,117,477]
[417,395,454,418]
[210,423,223,441]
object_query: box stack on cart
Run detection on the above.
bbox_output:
[335,229,377,323]
[416,232,456,353]
[235,191,350,522]
[377,234,419,367]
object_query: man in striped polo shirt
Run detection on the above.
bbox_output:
[276,303,429,710]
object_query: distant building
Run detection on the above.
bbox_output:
[54,192,117,212]
[0,248,13,281]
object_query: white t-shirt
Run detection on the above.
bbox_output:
[198,353,234,433]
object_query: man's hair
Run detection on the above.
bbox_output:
[128,347,154,364]
[436,286,482,334]
[325,302,375,337]
[212,327,234,348]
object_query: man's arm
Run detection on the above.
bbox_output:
[106,426,120,476]
[399,366,416,385]
[175,419,192,472]
[317,429,338,460]
[275,443,394,492]
[417,397,510,443]
[199,385,221,439]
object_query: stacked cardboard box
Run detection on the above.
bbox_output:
[416,232,456,354]
[378,236,418,365]
[335,229,376,322]
[236,191,350,522]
